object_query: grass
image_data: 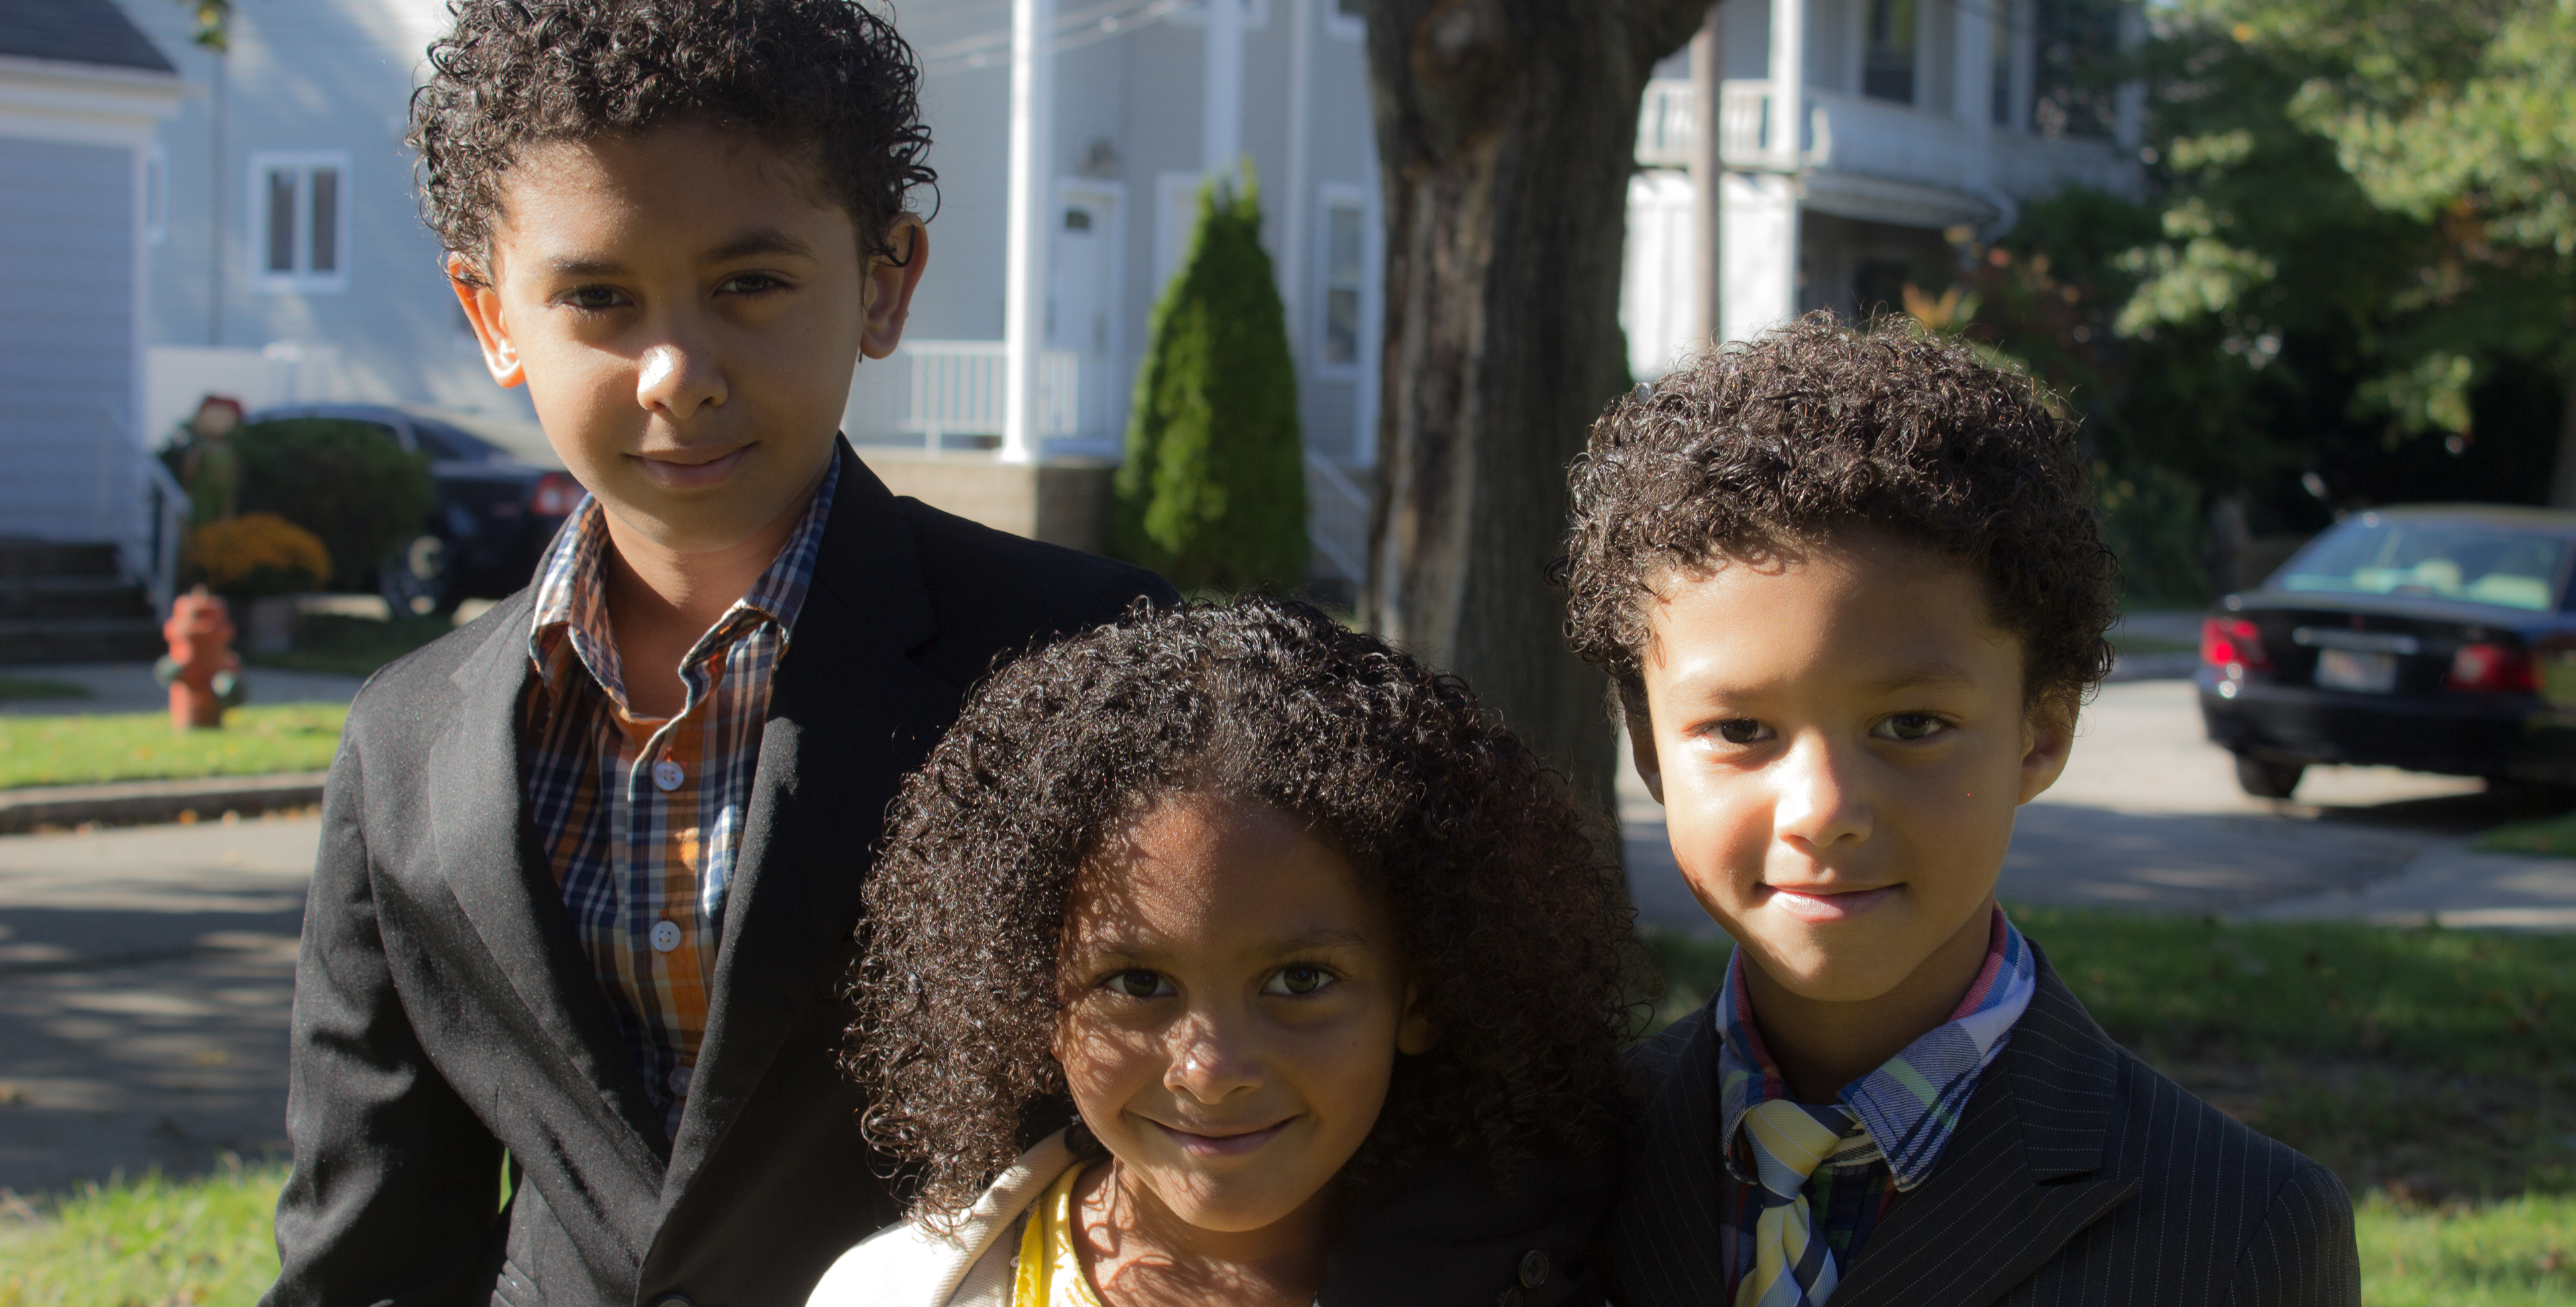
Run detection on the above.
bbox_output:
[242,613,453,678]
[0,1159,284,1306]
[2475,811,2576,858]
[0,705,346,789]
[0,679,89,704]
[1648,907,2576,1199]
[2355,1192,2576,1306]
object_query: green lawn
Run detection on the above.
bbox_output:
[0,705,345,790]
[2476,811,2576,858]
[0,1159,285,1307]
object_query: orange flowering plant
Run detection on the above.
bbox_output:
[185,512,332,600]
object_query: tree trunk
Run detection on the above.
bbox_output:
[1360,0,1709,829]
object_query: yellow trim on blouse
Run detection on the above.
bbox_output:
[1012,1161,1105,1307]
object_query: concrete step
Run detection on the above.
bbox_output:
[0,538,125,579]
[0,577,156,623]
[0,617,164,666]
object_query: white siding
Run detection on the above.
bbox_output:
[0,137,139,540]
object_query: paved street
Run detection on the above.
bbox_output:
[6,673,2575,1194]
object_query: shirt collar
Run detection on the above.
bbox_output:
[527,453,842,712]
[1714,906,2037,1192]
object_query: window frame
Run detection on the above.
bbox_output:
[1313,182,1374,380]
[247,150,352,294]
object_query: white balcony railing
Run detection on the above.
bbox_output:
[846,341,1094,453]
[1637,79,1696,168]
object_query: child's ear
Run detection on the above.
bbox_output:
[2015,695,2077,805]
[447,253,523,389]
[1621,685,1665,805]
[1396,982,1436,1056]
[859,214,931,361]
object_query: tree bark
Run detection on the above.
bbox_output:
[1360,0,1711,828]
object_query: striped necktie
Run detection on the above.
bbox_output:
[1736,1099,1880,1307]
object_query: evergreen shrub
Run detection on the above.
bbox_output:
[235,418,437,591]
[1110,172,1309,592]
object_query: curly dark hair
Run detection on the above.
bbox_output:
[408,0,936,273]
[848,598,1641,1222]
[1558,313,2117,720]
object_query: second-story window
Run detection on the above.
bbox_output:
[1864,0,1917,104]
[250,152,350,293]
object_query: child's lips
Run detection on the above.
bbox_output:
[631,443,751,489]
[1763,883,1900,922]
[1149,1117,1295,1159]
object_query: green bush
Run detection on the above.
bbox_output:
[235,419,436,591]
[1110,172,1309,592]
[2097,461,2209,608]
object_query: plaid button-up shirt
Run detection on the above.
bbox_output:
[1711,907,2037,1298]
[519,459,839,1137]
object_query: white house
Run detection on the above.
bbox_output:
[1619,0,2145,379]
[0,0,182,559]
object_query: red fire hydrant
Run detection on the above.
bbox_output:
[155,588,246,730]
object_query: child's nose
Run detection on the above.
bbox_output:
[634,339,727,419]
[1771,735,1872,851]
[1162,1013,1263,1102]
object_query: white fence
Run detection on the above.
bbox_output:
[1303,453,1370,584]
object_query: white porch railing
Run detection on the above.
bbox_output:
[848,341,1095,453]
[1303,453,1369,584]
[1637,79,1697,168]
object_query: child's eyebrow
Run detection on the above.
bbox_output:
[1258,929,1371,955]
[1864,660,1980,695]
[701,227,816,264]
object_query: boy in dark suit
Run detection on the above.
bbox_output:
[1558,316,2360,1306]
[262,3,1173,1302]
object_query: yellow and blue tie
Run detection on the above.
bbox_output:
[1737,1100,1878,1307]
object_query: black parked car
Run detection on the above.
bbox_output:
[248,404,581,614]
[2198,504,2576,798]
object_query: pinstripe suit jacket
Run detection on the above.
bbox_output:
[1606,947,2361,1307]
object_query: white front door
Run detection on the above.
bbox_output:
[1050,182,1124,445]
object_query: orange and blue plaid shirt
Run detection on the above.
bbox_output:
[519,459,838,1138]
[1712,907,2037,1300]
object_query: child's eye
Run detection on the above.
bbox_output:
[717,272,789,296]
[559,285,630,312]
[1103,969,1171,999]
[1261,964,1336,997]
[1712,718,1772,745]
[1872,712,1950,742]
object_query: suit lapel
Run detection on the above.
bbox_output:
[1829,954,2137,1307]
[661,446,953,1199]
[425,595,670,1164]
[1609,1002,1733,1307]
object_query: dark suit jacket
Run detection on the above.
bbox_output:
[1607,946,2361,1307]
[264,445,1175,1307]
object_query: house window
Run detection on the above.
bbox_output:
[1863,0,1917,104]
[1324,0,1365,42]
[1316,187,1368,374]
[249,152,350,292]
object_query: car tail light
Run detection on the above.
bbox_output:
[2446,642,2537,693]
[2201,616,2271,671]
[531,472,584,517]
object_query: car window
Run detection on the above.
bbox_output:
[2274,517,2567,612]
[409,419,502,463]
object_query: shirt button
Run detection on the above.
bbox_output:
[669,1064,694,1096]
[650,919,682,953]
[1519,1249,1551,1287]
[653,759,684,792]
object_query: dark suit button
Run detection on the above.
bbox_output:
[1519,1248,1551,1287]
[1496,1288,1525,1307]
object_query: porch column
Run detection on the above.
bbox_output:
[1001,0,1057,464]
[1720,0,1801,341]
[1954,0,1996,219]
[1203,0,1245,177]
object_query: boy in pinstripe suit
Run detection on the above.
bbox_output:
[1557,315,2359,1306]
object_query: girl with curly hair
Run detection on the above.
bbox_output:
[810,597,1641,1307]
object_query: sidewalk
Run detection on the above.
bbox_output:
[0,662,368,716]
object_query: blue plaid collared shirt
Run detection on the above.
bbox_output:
[518,457,839,1137]
[1711,907,2038,1298]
